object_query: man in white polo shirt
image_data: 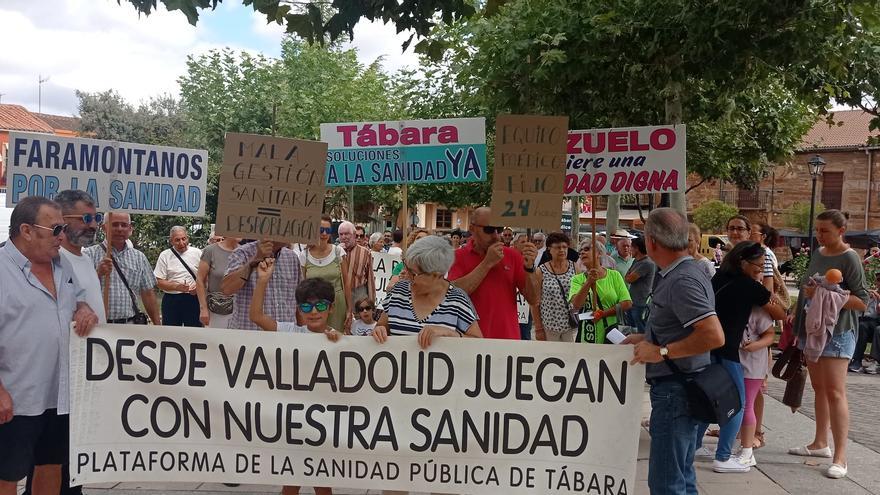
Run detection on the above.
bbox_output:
[154,226,202,327]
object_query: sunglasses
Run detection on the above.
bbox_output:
[298,300,331,313]
[320,227,333,235]
[30,223,67,236]
[473,224,504,235]
[358,305,374,311]
[356,234,366,238]
[63,213,104,225]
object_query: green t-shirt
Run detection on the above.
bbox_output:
[569,269,631,344]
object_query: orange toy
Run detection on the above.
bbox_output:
[825,268,843,284]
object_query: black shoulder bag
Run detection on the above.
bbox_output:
[101,244,148,325]
[549,262,580,328]
[649,279,741,426]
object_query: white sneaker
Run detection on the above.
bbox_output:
[713,457,751,473]
[740,453,757,467]
[694,446,715,460]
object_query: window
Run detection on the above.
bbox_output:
[821,172,843,210]
[436,209,452,229]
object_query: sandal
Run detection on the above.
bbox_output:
[753,431,765,449]
[706,429,720,438]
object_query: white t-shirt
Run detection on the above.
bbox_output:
[154,247,202,293]
[740,307,773,379]
[298,245,347,267]
[277,321,309,333]
[61,247,107,323]
[352,320,376,336]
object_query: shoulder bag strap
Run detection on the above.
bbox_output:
[100,244,140,315]
[170,248,198,281]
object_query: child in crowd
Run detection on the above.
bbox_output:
[738,304,776,468]
[351,298,377,336]
[249,258,339,495]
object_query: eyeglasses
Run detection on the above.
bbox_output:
[319,227,333,235]
[30,223,67,237]
[727,226,749,232]
[472,224,504,235]
[358,305,374,311]
[746,260,763,269]
[298,300,331,313]
[63,213,104,225]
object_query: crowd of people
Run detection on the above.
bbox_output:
[0,189,875,495]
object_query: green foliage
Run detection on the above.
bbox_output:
[785,201,826,233]
[865,256,880,290]
[789,253,811,285]
[692,200,740,234]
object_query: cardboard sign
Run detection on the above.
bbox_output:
[214,133,327,244]
[320,118,487,186]
[5,132,208,215]
[489,115,569,232]
[372,251,402,309]
[70,324,644,493]
[564,125,686,196]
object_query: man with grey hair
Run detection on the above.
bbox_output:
[337,220,375,328]
[56,190,106,324]
[0,196,98,495]
[154,225,202,327]
[623,207,724,495]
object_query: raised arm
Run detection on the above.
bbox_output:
[249,259,278,332]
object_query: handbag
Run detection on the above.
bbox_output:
[101,244,149,325]
[772,345,804,381]
[207,292,234,315]
[549,262,579,328]
[771,265,791,310]
[782,364,807,413]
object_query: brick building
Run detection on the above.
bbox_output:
[0,104,82,190]
[687,110,880,231]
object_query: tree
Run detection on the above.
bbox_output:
[692,200,740,234]
[785,201,826,233]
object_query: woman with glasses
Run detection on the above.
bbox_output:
[568,238,632,344]
[695,241,786,473]
[388,229,431,289]
[726,215,752,246]
[787,210,868,479]
[533,232,578,342]
[249,259,340,495]
[373,235,482,348]
[299,215,352,333]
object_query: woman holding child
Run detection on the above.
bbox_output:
[788,210,868,479]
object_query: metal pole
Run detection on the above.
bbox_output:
[807,175,818,253]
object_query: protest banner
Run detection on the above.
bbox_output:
[71,324,644,494]
[5,131,208,215]
[320,118,487,186]
[564,125,686,196]
[372,251,402,308]
[516,291,530,325]
[214,133,328,244]
[489,115,569,233]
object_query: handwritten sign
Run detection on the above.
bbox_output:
[564,125,686,196]
[320,118,487,186]
[489,115,569,232]
[214,133,327,244]
[5,132,208,215]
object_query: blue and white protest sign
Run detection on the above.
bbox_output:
[320,118,487,186]
[5,132,208,216]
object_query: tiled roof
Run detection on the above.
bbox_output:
[799,110,879,151]
[33,112,81,132]
[0,104,54,133]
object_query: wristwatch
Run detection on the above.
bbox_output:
[659,346,670,360]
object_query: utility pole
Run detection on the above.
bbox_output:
[38,74,50,113]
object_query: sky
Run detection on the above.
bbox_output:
[0,0,420,117]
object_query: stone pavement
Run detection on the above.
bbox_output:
[18,374,880,495]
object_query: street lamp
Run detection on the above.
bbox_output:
[806,154,826,253]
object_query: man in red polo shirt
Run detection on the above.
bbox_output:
[448,207,539,339]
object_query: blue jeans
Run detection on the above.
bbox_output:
[649,379,698,495]
[625,305,648,333]
[695,357,745,461]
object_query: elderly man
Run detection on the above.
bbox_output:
[448,207,539,339]
[56,190,106,324]
[0,196,98,495]
[624,208,724,495]
[85,214,161,325]
[154,226,202,327]
[221,239,301,331]
[613,236,634,277]
[337,221,375,318]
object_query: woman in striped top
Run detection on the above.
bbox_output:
[373,235,482,348]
